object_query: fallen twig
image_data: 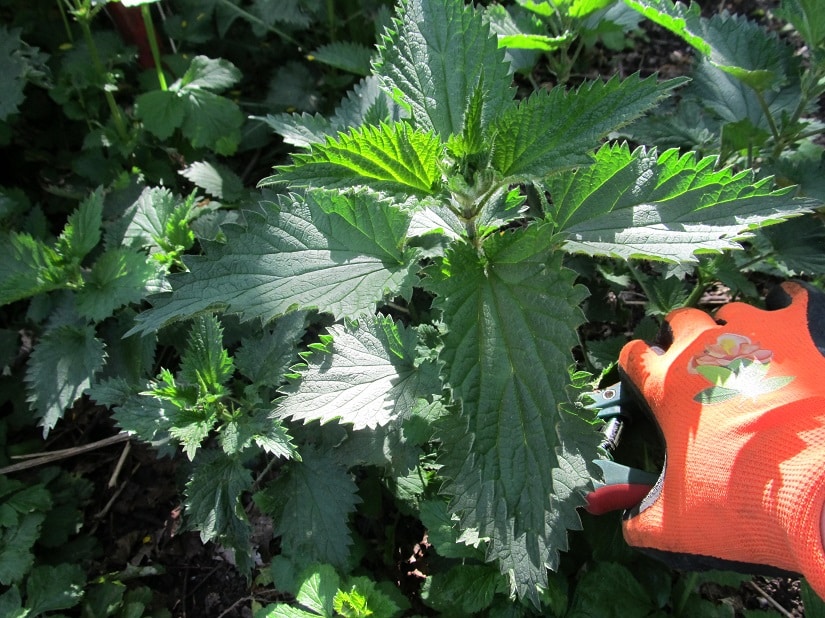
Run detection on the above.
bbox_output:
[108,440,132,488]
[748,580,796,618]
[95,462,140,521]
[0,433,131,475]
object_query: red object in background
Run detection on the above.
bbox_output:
[106,3,162,69]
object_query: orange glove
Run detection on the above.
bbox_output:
[618,281,825,597]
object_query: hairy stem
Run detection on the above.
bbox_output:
[683,274,709,308]
[141,4,167,91]
[753,89,781,147]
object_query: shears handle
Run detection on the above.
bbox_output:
[584,382,658,515]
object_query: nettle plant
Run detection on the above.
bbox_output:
[625,0,825,178]
[611,0,825,317]
[113,0,815,604]
[486,0,643,84]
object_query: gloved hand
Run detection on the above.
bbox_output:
[617,281,825,597]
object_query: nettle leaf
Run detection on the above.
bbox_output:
[424,224,601,602]
[235,311,308,387]
[333,76,409,131]
[516,0,554,18]
[700,11,794,90]
[623,0,708,51]
[25,563,85,616]
[762,216,825,276]
[25,323,106,437]
[408,202,465,241]
[180,314,234,396]
[497,32,574,52]
[179,55,241,91]
[0,480,51,519]
[566,561,652,617]
[0,191,110,305]
[75,248,157,322]
[310,41,373,75]
[251,0,318,29]
[170,407,217,461]
[375,0,514,137]
[135,90,186,141]
[55,188,103,263]
[221,409,296,458]
[549,143,816,262]
[296,563,339,616]
[335,576,401,618]
[484,4,543,73]
[180,161,245,201]
[0,191,106,305]
[491,73,684,180]
[97,309,158,387]
[687,58,800,131]
[92,378,175,447]
[276,314,440,430]
[131,190,419,333]
[261,111,333,149]
[260,76,406,148]
[136,55,244,154]
[777,0,825,49]
[120,186,178,246]
[456,76,486,157]
[258,449,361,569]
[0,232,63,305]
[421,563,505,614]
[419,498,483,559]
[0,512,43,585]
[117,186,196,258]
[0,29,26,118]
[180,90,244,155]
[266,122,442,195]
[0,586,23,617]
[330,422,423,481]
[625,0,793,90]
[569,0,615,18]
[185,450,255,572]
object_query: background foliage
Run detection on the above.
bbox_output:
[2,0,825,616]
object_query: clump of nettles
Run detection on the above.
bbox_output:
[126,0,817,604]
[2,0,819,611]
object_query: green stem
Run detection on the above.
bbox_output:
[753,88,781,147]
[737,250,777,272]
[683,276,708,308]
[252,455,280,492]
[214,0,300,46]
[78,14,129,142]
[326,0,336,42]
[786,66,825,130]
[792,126,825,141]
[56,0,74,43]
[563,37,585,82]
[626,261,655,305]
[140,4,167,90]
[463,216,478,245]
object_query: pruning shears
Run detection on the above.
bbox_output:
[583,382,659,515]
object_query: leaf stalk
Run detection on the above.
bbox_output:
[140,4,167,91]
